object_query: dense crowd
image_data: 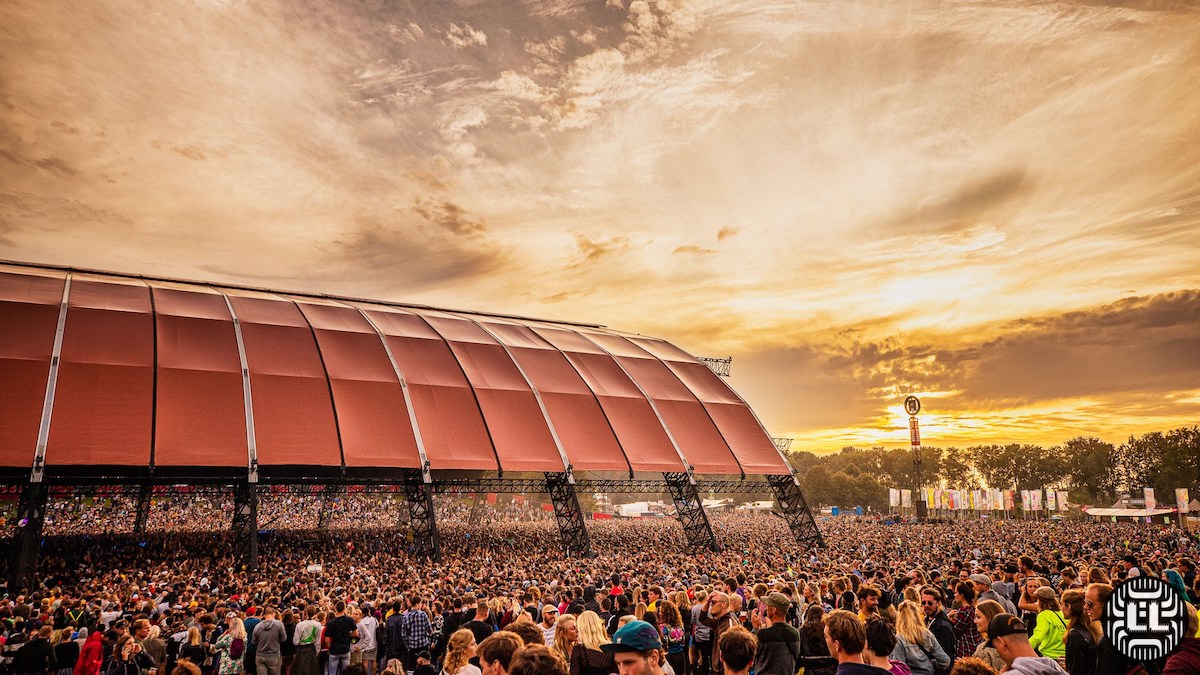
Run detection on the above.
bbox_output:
[3,504,1200,675]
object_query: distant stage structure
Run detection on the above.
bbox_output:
[0,261,822,587]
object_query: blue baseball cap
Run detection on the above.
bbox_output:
[602,620,662,653]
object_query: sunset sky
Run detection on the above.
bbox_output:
[2,0,1198,455]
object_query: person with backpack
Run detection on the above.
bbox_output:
[212,618,246,675]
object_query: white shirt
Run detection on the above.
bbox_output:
[356,616,379,652]
[294,619,322,646]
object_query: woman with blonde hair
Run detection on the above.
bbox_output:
[213,618,246,675]
[891,601,950,675]
[442,629,481,675]
[552,614,578,663]
[970,600,1006,672]
[633,602,647,622]
[569,611,614,675]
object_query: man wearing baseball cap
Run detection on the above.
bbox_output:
[984,614,1065,675]
[970,574,1017,615]
[602,620,666,675]
[752,593,800,675]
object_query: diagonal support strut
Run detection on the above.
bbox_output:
[767,473,824,551]
[545,472,594,558]
[664,472,721,553]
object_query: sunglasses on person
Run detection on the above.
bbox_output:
[921,600,938,606]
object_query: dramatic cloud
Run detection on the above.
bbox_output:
[2,0,1199,452]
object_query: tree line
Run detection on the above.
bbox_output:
[789,425,1200,512]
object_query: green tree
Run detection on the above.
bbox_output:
[1060,436,1116,503]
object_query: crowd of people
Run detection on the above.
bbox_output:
[3,503,1200,675]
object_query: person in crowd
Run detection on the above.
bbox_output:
[861,618,910,675]
[821,610,889,675]
[105,636,155,675]
[968,602,1005,674]
[1026,588,1065,663]
[442,630,481,675]
[255,608,288,675]
[920,589,956,671]
[947,584,982,660]
[478,633,521,675]
[539,607,559,647]
[945,657,996,675]
[14,625,57,675]
[212,618,246,675]
[552,615,578,664]
[509,645,569,675]
[655,602,686,675]
[751,593,800,675]
[601,621,666,675]
[324,603,359,675]
[968,576,1015,617]
[403,598,434,675]
[892,601,950,675]
[293,609,322,675]
[716,627,755,675]
[1059,590,1095,675]
[799,605,837,675]
[699,593,737,675]
[982,615,1065,675]
[1163,602,1200,675]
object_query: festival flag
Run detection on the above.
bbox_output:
[1006,490,1016,510]
[1057,490,1069,511]
[1020,490,1030,511]
[1032,490,1043,511]
[1046,490,1057,511]
[901,489,912,508]
[889,488,900,507]
[1177,488,1190,513]
[934,489,943,510]
[1144,488,1156,510]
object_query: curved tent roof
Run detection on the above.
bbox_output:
[0,263,788,480]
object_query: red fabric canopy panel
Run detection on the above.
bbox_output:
[0,265,788,477]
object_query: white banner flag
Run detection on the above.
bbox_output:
[1057,490,1069,511]
[1046,490,1057,511]
[901,489,912,508]
[1177,488,1189,513]
[889,488,900,507]
[1144,488,1156,510]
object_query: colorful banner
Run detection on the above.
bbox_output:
[889,488,900,507]
[934,489,943,510]
[927,488,936,507]
[1046,490,1057,511]
[1057,490,1069,511]
[1021,490,1030,510]
[1144,488,1156,510]
[901,489,912,508]
[1031,490,1042,511]
[1177,488,1190,513]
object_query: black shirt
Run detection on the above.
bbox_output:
[325,615,358,656]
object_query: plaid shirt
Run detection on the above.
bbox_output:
[402,609,432,650]
[951,605,982,658]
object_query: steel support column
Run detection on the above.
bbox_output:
[544,472,593,557]
[7,482,48,592]
[133,484,152,535]
[232,483,258,571]
[317,484,341,530]
[767,473,824,551]
[468,490,484,526]
[664,472,720,553]
[402,469,440,561]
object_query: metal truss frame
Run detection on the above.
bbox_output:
[4,473,823,574]
[7,482,48,591]
[401,469,440,562]
[231,482,258,571]
[544,472,594,558]
[766,473,824,551]
[664,472,720,553]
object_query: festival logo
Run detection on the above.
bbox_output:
[1103,576,1188,662]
